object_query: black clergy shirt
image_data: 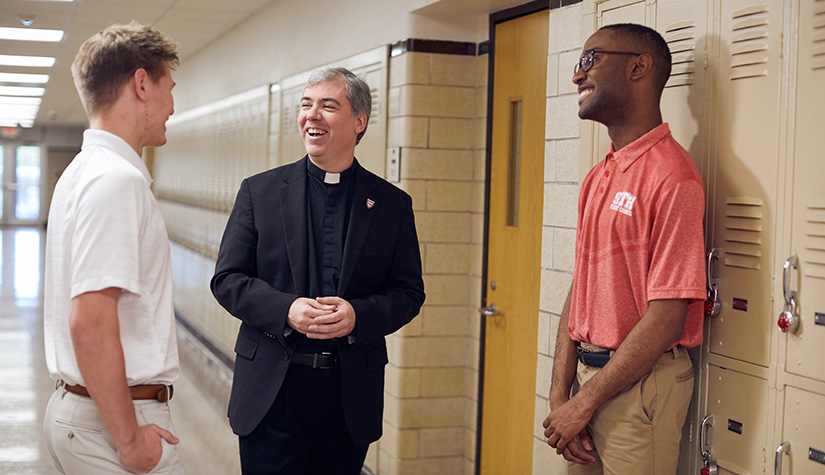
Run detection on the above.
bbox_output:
[296,158,355,353]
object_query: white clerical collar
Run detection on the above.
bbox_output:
[324,173,340,184]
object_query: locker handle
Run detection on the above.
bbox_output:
[700,414,713,455]
[782,255,798,308]
[778,255,800,333]
[705,249,723,318]
[699,415,718,475]
[775,441,790,475]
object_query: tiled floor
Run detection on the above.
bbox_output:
[0,226,240,474]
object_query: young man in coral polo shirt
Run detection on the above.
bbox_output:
[542,24,706,474]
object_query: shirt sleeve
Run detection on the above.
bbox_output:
[70,167,145,298]
[647,178,706,301]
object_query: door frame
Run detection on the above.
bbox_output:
[476,1,570,472]
[0,141,48,226]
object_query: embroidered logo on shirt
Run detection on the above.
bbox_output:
[609,191,636,216]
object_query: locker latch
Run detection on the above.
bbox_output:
[777,255,799,334]
[700,414,718,475]
[705,248,723,319]
[775,441,790,475]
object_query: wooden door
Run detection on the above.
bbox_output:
[480,9,547,474]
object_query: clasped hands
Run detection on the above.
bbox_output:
[542,397,597,465]
[287,296,355,339]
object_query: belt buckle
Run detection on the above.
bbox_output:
[313,352,335,369]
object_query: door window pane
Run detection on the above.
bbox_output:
[507,100,523,227]
[14,145,40,220]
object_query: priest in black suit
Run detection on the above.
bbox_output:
[211,67,426,474]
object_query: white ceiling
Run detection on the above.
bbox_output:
[0,0,275,128]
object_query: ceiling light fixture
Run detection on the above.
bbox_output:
[0,85,46,96]
[0,54,56,67]
[0,96,42,105]
[0,26,64,42]
[0,72,50,84]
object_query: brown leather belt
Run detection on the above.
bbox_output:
[62,382,173,402]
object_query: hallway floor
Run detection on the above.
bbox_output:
[0,226,240,474]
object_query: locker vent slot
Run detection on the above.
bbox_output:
[813,0,825,70]
[664,21,697,88]
[370,88,380,124]
[723,198,763,270]
[805,201,825,279]
[729,5,770,80]
[282,102,300,139]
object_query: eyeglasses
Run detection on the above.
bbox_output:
[574,49,642,74]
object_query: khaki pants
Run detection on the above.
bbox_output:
[43,387,184,475]
[569,345,694,475]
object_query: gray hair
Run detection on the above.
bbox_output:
[305,67,372,144]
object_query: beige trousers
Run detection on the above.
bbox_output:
[43,387,184,475]
[568,346,694,475]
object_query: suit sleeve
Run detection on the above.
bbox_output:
[348,195,426,343]
[210,179,298,343]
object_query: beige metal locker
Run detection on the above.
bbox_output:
[779,0,825,385]
[776,387,825,474]
[704,365,771,474]
[707,0,784,367]
[658,0,710,180]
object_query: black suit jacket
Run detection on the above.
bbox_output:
[210,157,425,446]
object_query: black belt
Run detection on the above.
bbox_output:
[576,347,611,368]
[291,352,339,369]
[576,345,681,368]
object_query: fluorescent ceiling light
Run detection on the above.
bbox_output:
[0,27,64,42]
[0,55,56,67]
[0,85,45,96]
[0,96,41,105]
[0,72,50,84]
[1,105,39,116]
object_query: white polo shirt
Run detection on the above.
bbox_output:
[44,129,179,386]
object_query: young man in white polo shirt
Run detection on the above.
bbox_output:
[43,22,184,475]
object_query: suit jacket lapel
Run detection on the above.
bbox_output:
[339,163,377,295]
[280,157,309,295]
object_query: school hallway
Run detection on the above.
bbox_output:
[0,226,240,474]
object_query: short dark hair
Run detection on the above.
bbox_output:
[71,21,179,118]
[599,23,671,92]
[305,67,372,145]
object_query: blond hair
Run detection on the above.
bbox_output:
[71,21,179,118]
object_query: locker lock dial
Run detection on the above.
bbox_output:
[777,255,799,334]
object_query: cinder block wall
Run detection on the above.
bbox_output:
[532,4,584,474]
[375,50,487,475]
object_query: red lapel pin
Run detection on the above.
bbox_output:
[366,198,375,209]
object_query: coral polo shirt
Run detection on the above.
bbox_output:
[569,123,706,350]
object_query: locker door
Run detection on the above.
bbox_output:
[777,387,825,474]
[657,0,709,180]
[654,6,711,474]
[708,0,784,367]
[706,365,770,474]
[782,0,825,384]
[589,0,650,166]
